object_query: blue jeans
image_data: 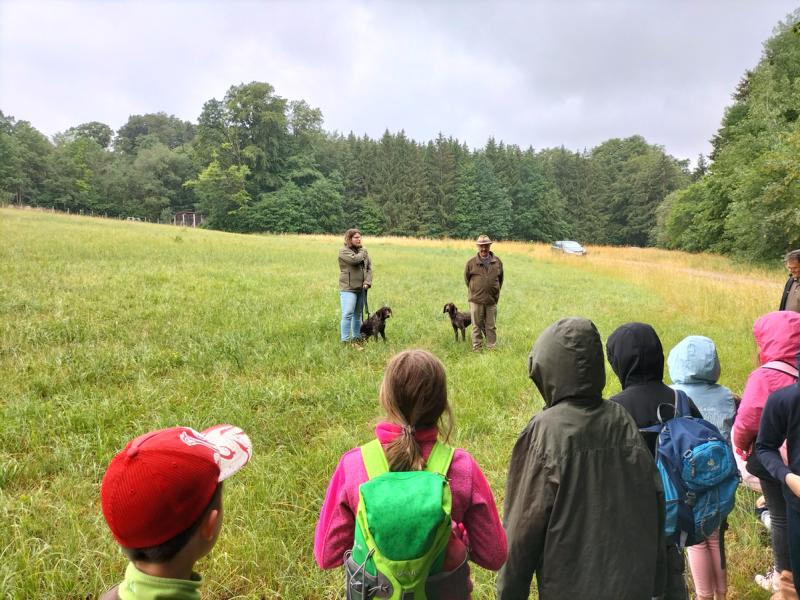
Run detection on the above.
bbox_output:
[340,290,365,342]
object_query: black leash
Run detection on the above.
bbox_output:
[362,287,370,322]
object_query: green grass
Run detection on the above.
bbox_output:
[0,207,786,598]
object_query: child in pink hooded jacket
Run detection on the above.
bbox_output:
[314,349,507,597]
[733,310,800,592]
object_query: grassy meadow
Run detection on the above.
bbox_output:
[0,207,788,599]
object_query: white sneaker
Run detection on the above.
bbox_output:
[755,567,779,592]
[760,509,772,531]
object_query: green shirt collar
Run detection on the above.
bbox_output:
[118,562,202,600]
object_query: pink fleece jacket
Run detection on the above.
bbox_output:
[733,311,800,455]
[314,422,507,574]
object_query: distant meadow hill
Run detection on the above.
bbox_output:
[0,207,788,598]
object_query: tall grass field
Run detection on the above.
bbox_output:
[0,207,789,598]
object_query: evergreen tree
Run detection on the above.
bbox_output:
[423,134,461,237]
[454,158,481,239]
[509,150,569,241]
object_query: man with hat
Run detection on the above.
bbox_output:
[464,234,504,351]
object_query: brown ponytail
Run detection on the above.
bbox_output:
[379,349,453,471]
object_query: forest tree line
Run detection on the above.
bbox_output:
[656,11,800,261]
[0,97,690,245]
[1,11,798,260]
[0,92,692,247]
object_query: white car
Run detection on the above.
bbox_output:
[551,240,587,255]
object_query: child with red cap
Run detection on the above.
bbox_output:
[99,424,252,600]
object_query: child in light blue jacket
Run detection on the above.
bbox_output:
[668,335,737,600]
[668,335,736,442]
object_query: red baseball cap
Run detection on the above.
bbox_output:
[101,424,252,549]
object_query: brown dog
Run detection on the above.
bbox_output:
[360,306,392,342]
[443,303,471,341]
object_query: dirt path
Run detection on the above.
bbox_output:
[597,257,777,287]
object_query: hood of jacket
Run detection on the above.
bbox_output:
[667,335,721,385]
[754,311,800,365]
[528,317,605,408]
[606,322,664,389]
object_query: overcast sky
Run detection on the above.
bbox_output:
[1,1,797,163]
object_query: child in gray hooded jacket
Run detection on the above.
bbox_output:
[668,335,737,600]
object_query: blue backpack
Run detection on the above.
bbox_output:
[643,390,739,546]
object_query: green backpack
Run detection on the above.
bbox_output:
[344,439,470,600]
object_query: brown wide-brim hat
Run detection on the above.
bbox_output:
[475,234,493,245]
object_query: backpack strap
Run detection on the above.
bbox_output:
[762,361,799,380]
[674,389,692,418]
[641,389,692,434]
[424,441,455,476]
[361,439,390,480]
[360,439,455,479]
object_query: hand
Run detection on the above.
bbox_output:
[363,284,370,290]
[452,521,471,549]
[786,473,800,498]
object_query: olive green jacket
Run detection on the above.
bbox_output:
[497,317,664,600]
[338,245,372,292]
[464,252,503,305]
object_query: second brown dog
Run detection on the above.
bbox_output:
[443,303,471,341]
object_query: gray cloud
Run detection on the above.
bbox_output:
[1,0,796,163]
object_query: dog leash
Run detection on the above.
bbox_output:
[362,287,370,322]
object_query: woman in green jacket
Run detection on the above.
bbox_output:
[338,229,372,343]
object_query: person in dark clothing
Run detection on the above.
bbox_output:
[607,322,702,600]
[607,323,703,454]
[497,317,663,600]
[756,368,800,588]
[781,250,800,312]
[464,234,503,351]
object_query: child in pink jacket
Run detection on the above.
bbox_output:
[733,310,800,592]
[314,349,507,597]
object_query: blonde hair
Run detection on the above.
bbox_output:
[379,349,453,471]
